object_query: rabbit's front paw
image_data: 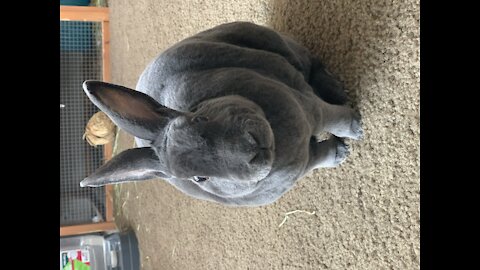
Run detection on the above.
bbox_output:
[334,137,350,165]
[350,111,364,140]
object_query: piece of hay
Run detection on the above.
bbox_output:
[83,111,117,147]
[278,210,316,228]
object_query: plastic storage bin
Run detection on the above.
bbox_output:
[60,230,140,270]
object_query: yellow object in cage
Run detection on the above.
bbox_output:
[83,111,116,147]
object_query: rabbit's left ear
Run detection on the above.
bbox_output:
[83,80,182,141]
[80,147,167,187]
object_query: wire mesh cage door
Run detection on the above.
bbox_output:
[60,6,115,236]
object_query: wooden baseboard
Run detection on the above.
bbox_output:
[60,222,117,237]
[60,6,109,22]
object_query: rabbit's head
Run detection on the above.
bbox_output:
[80,81,275,188]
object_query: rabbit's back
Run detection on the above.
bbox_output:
[136,22,314,111]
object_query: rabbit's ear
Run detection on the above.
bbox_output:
[80,147,167,187]
[83,80,182,141]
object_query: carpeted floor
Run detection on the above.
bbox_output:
[109,0,419,269]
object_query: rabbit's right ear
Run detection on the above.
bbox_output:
[83,80,182,141]
[80,147,167,187]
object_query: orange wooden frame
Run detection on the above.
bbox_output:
[61,5,116,236]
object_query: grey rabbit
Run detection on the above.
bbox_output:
[80,22,363,206]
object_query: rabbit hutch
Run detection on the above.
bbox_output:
[60,5,115,236]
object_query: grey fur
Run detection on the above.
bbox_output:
[80,22,363,206]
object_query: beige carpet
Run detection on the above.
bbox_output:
[109,0,420,269]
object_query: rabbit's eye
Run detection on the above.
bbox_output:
[193,176,209,182]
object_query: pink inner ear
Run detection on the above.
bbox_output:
[98,88,160,121]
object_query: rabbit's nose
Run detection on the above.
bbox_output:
[246,131,259,148]
[249,148,273,165]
